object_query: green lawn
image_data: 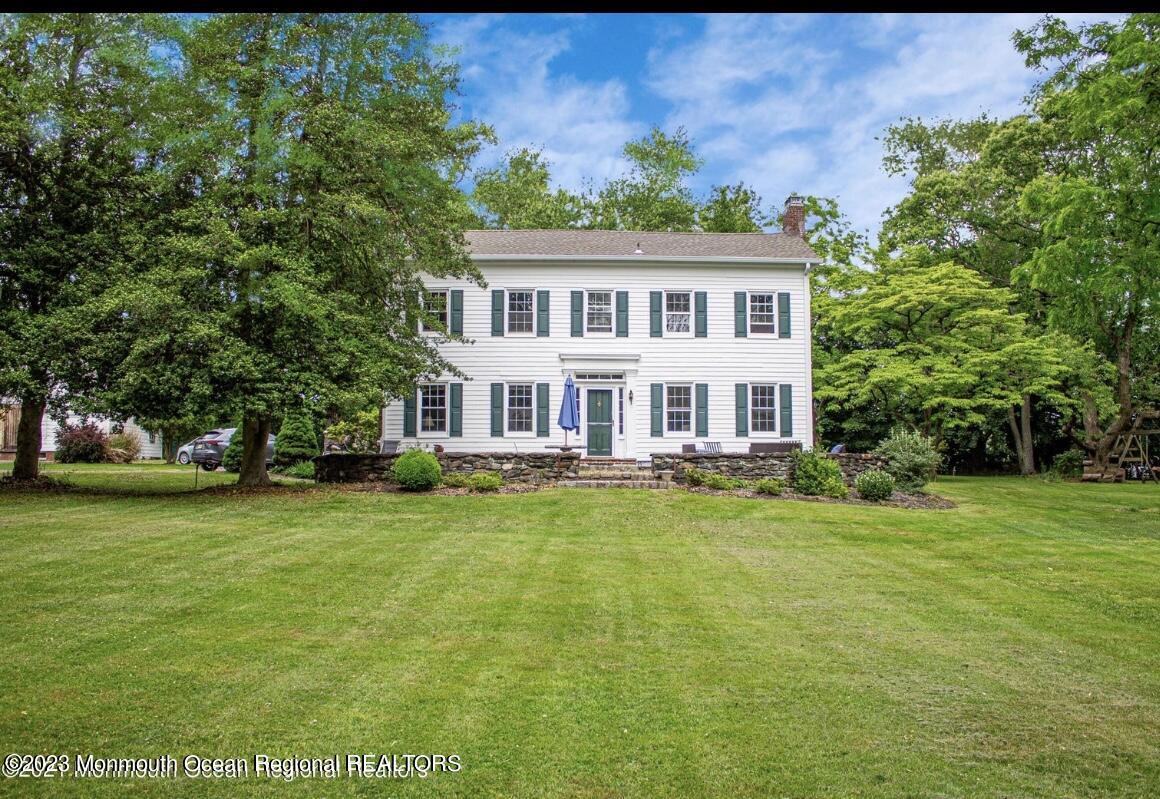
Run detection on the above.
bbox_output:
[1,464,1157,797]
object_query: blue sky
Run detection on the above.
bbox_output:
[424,13,1122,241]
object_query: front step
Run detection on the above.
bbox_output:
[577,469,655,480]
[559,479,672,489]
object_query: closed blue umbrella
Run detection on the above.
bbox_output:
[558,376,579,448]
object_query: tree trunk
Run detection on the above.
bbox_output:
[1020,393,1035,475]
[1007,393,1037,476]
[161,428,177,464]
[12,396,46,481]
[237,414,272,487]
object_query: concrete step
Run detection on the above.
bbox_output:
[558,479,672,489]
[577,469,655,480]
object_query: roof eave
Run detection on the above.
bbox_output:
[469,254,817,266]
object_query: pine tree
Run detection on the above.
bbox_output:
[274,409,318,467]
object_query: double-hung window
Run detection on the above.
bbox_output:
[419,384,447,432]
[586,291,613,333]
[422,289,448,332]
[666,385,692,433]
[749,292,776,334]
[750,384,777,432]
[508,290,534,333]
[665,291,691,333]
[507,383,533,432]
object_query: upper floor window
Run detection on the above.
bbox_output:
[749,293,776,334]
[586,291,613,333]
[419,384,447,432]
[665,291,691,333]
[508,290,534,333]
[507,383,533,432]
[422,290,448,332]
[751,384,777,432]
[666,385,692,433]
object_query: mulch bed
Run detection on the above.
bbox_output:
[0,475,76,492]
[684,485,955,509]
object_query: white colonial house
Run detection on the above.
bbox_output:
[382,197,819,461]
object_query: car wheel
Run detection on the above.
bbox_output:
[177,452,190,465]
[201,462,217,471]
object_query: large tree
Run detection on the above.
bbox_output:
[105,13,491,486]
[472,147,583,229]
[1013,13,1160,471]
[0,13,163,480]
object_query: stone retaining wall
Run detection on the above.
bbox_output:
[315,451,581,484]
[650,452,886,486]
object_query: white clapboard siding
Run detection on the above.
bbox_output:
[384,260,814,458]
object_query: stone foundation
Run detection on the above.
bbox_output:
[651,452,886,486]
[315,451,581,484]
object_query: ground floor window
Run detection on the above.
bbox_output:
[666,385,692,433]
[751,384,777,432]
[507,383,533,432]
[420,384,447,432]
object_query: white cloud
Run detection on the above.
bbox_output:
[432,15,641,191]
[644,12,1124,239]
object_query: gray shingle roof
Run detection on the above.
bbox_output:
[464,229,818,261]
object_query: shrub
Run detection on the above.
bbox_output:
[873,429,941,491]
[274,409,319,466]
[441,472,471,488]
[106,430,141,463]
[703,472,744,490]
[791,450,848,498]
[325,409,380,454]
[1051,449,1085,478]
[222,427,243,472]
[855,470,895,502]
[683,467,706,486]
[468,471,503,492]
[56,423,109,463]
[754,477,784,495]
[393,449,441,491]
[278,460,315,480]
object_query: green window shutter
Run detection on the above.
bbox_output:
[650,383,664,437]
[403,394,416,437]
[694,291,707,337]
[491,290,505,336]
[450,289,463,335]
[536,289,550,337]
[449,383,463,437]
[571,290,583,337]
[780,384,793,438]
[490,383,504,436]
[695,383,709,437]
[778,292,791,338]
[735,383,748,437]
[615,290,629,337]
[650,291,662,337]
[536,383,549,437]
[734,291,747,337]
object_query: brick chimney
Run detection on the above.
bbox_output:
[782,195,805,237]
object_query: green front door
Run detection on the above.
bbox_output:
[586,389,613,456]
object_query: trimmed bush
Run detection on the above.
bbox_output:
[754,477,784,495]
[441,473,471,488]
[703,472,744,490]
[683,467,706,486]
[393,449,442,491]
[56,423,110,463]
[106,431,142,463]
[1051,449,1085,478]
[222,428,243,473]
[855,470,895,502]
[274,409,319,466]
[468,471,503,492]
[791,450,848,498]
[873,429,941,491]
